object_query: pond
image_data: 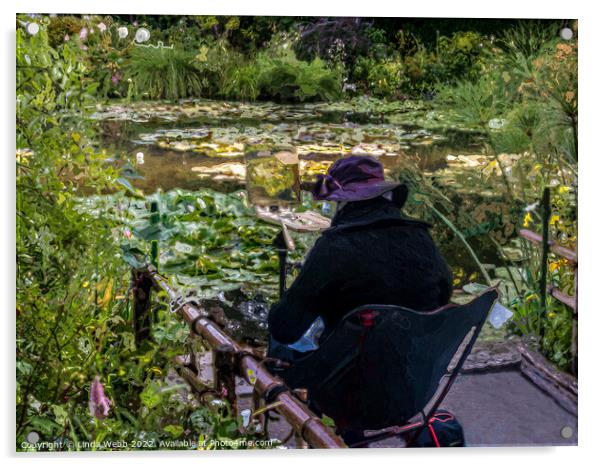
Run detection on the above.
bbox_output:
[92,98,488,195]
[87,98,518,342]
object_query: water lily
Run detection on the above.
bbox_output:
[117,26,129,39]
[89,376,111,419]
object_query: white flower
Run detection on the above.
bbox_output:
[560,28,573,41]
[524,201,539,213]
[488,118,506,130]
[79,27,88,40]
[135,28,150,43]
[135,152,145,165]
[97,22,107,33]
[117,26,129,39]
[24,54,31,65]
[25,22,40,36]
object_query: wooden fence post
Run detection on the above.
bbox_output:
[539,187,551,344]
[213,344,239,419]
[131,269,153,348]
[150,201,159,271]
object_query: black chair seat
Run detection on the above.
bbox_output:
[271,288,499,434]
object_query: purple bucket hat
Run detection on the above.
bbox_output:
[312,156,401,202]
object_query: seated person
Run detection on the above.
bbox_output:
[267,156,452,361]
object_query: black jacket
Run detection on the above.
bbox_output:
[267,196,453,344]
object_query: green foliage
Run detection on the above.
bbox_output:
[16,15,129,448]
[255,49,343,102]
[429,23,578,371]
[350,31,488,98]
[126,45,202,100]
[193,37,343,102]
[352,56,403,98]
[437,76,511,127]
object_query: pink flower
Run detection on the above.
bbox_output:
[79,27,88,40]
[123,228,132,239]
[111,73,122,85]
[89,376,111,419]
[64,34,69,41]
[97,22,107,33]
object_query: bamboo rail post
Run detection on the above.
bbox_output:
[272,230,288,299]
[149,200,160,271]
[539,187,551,344]
[572,266,578,375]
[213,344,239,419]
[294,388,309,449]
[131,269,153,348]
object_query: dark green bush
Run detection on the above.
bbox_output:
[255,49,343,102]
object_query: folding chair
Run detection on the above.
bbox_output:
[270,288,499,447]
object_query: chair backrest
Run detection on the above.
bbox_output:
[278,288,499,432]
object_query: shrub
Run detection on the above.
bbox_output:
[255,48,343,102]
[435,31,486,83]
[352,56,403,98]
[126,45,202,100]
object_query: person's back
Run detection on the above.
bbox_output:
[268,156,452,346]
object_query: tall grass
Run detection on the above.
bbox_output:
[126,45,202,100]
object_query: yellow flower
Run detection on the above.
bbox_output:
[82,281,89,288]
[559,186,571,194]
[523,212,533,227]
[550,215,560,226]
[549,261,561,272]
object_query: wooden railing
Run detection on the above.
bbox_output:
[131,265,347,449]
[519,189,578,375]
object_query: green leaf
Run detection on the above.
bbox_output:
[140,382,161,409]
[163,425,184,438]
